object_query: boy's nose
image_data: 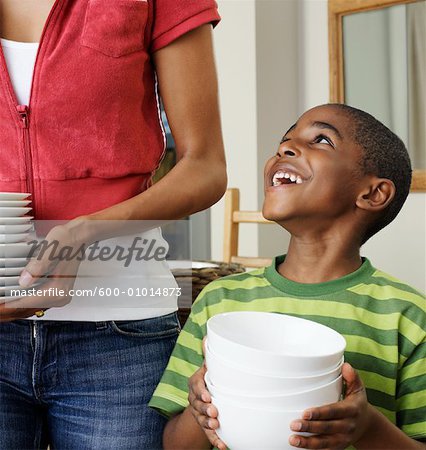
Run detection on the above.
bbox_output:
[277,145,301,158]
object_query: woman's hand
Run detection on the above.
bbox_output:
[0,221,85,321]
[187,340,227,450]
[289,363,372,449]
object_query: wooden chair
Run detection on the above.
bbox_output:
[223,188,275,268]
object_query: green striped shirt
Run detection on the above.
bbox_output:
[149,256,426,441]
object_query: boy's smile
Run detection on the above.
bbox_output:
[263,105,364,229]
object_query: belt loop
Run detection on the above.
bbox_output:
[95,321,107,330]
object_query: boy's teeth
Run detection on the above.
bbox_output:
[272,170,305,186]
[284,173,291,179]
[296,176,303,184]
[290,174,297,182]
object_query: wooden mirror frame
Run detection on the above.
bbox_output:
[329,0,426,192]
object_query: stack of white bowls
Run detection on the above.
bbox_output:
[205,311,346,450]
[0,192,34,302]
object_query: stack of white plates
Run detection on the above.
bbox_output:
[205,312,346,450]
[0,192,34,302]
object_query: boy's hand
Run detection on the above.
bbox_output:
[289,363,372,449]
[187,339,227,450]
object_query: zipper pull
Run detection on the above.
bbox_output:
[17,105,29,128]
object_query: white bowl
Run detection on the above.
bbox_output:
[207,312,346,376]
[0,207,32,217]
[0,233,29,243]
[206,372,342,410]
[205,341,343,394]
[0,193,30,201]
[0,201,31,207]
[0,224,33,234]
[0,243,34,258]
[212,395,309,450]
[0,258,29,268]
[0,217,33,225]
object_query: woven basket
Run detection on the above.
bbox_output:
[172,261,245,326]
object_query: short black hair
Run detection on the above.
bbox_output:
[330,103,412,243]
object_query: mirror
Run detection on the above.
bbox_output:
[329,0,426,191]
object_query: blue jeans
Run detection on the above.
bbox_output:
[0,312,180,450]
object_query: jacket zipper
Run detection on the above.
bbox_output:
[0,0,61,218]
[17,105,35,216]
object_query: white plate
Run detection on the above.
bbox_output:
[0,192,31,201]
[0,258,29,268]
[0,244,33,258]
[0,224,33,234]
[0,216,33,225]
[0,233,29,243]
[0,200,31,207]
[167,260,219,270]
[0,207,32,217]
[0,276,20,286]
[0,267,25,276]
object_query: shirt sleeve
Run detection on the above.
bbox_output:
[148,293,209,417]
[151,0,221,52]
[396,335,426,439]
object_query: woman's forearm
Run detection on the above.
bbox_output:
[355,405,426,449]
[64,152,226,245]
[164,407,212,450]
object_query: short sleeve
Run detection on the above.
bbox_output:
[396,336,426,439]
[151,0,221,52]
[148,294,209,417]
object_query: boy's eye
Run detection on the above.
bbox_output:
[314,135,334,146]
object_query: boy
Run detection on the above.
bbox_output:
[149,104,426,449]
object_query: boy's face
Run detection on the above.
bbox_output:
[263,105,365,227]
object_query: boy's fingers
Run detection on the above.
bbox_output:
[342,363,364,396]
[289,433,347,449]
[190,398,217,418]
[290,419,355,435]
[303,402,357,421]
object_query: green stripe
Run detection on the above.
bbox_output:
[400,358,426,382]
[159,369,191,394]
[177,329,203,356]
[401,422,426,438]
[372,271,426,298]
[397,390,426,410]
[170,345,204,371]
[149,394,187,418]
[366,388,396,411]
[357,369,396,396]
[167,355,201,379]
[397,406,426,426]
[345,352,396,379]
[398,374,426,398]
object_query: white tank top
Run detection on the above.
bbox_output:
[0,38,178,321]
[0,38,39,106]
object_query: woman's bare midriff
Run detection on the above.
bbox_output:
[0,0,55,42]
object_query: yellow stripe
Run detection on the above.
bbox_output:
[358,369,396,396]
[344,334,397,364]
[199,273,269,296]
[401,358,426,382]
[191,298,399,362]
[402,422,426,438]
[349,281,425,309]
[177,329,203,356]
[397,389,426,410]
[152,385,189,408]
[167,355,200,379]
[398,315,426,347]
[192,295,419,337]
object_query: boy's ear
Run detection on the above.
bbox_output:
[356,177,396,212]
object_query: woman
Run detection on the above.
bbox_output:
[0,0,226,448]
